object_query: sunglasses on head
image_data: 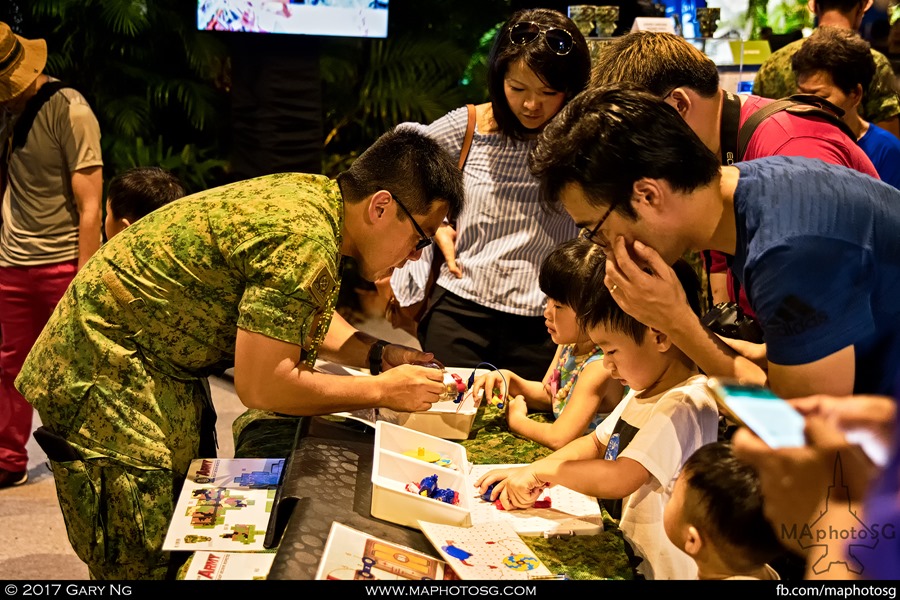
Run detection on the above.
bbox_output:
[509,21,574,56]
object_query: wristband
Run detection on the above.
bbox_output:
[367,340,390,375]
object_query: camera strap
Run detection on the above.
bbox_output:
[720,89,741,166]
[701,90,743,310]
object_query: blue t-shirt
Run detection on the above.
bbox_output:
[858,122,900,190]
[729,156,900,394]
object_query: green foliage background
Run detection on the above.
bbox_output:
[1,0,510,188]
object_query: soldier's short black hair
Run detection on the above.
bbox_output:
[337,127,465,222]
[590,31,720,98]
[107,166,186,223]
[791,26,876,95]
[529,83,720,216]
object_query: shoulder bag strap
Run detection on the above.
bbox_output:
[736,98,797,162]
[12,81,69,151]
[458,104,476,169]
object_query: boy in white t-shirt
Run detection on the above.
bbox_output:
[475,259,719,580]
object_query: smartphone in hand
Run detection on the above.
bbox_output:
[706,377,890,466]
[706,377,805,448]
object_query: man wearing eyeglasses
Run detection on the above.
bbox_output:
[530,84,900,402]
[13,126,465,580]
[590,31,879,320]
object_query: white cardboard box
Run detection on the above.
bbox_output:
[315,360,485,439]
[374,366,489,440]
[371,422,473,529]
[371,422,604,536]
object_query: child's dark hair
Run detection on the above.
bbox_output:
[681,442,784,569]
[576,256,702,344]
[107,167,186,223]
[538,237,606,308]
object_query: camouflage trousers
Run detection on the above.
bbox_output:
[47,454,188,580]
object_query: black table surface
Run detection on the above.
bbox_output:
[235,409,634,580]
[264,416,435,580]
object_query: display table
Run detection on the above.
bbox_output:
[231,404,635,580]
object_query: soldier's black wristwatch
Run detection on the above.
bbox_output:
[367,340,390,375]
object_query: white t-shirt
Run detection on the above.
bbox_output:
[594,374,719,580]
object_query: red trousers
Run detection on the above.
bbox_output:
[0,260,76,471]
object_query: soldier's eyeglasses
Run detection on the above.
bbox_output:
[391,193,433,251]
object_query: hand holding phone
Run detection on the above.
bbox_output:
[707,378,890,466]
[706,377,806,448]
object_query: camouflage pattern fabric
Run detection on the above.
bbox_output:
[47,456,183,579]
[754,37,900,125]
[16,173,344,579]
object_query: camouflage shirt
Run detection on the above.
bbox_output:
[754,37,900,124]
[16,172,343,471]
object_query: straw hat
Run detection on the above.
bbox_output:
[0,22,47,103]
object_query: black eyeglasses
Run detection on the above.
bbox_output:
[509,21,574,56]
[391,193,433,251]
[581,203,615,246]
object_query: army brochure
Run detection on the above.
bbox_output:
[163,457,285,552]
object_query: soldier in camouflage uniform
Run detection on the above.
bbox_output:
[753,0,900,136]
[15,127,464,579]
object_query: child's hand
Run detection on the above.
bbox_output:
[496,467,548,510]
[473,467,517,500]
[472,369,512,407]
[505,394,527,424]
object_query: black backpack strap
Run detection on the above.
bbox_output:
[12,81,69,151]
[736,94,854,161]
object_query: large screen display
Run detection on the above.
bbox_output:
[198,1,389,38]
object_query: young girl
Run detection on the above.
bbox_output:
[387,8,592,380]
[470,238,625,450]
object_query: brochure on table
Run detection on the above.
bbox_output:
[315,522,459,580]
[183,551,276,580]
[163,458,285,552]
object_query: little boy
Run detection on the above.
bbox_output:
[664,441,784,580]
[475,259,719,580]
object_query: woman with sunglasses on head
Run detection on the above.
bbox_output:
[388,9,591,380]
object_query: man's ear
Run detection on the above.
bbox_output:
[368,190,392,223]
[667,87,691,119]
[632,178,664,210]
[120,217,132,229]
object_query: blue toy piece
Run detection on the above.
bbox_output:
[481,482,497,502]
[418,474,439,497]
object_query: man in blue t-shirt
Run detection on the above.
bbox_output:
[529,84,900,398]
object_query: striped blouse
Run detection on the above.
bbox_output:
[390,106,578,317]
